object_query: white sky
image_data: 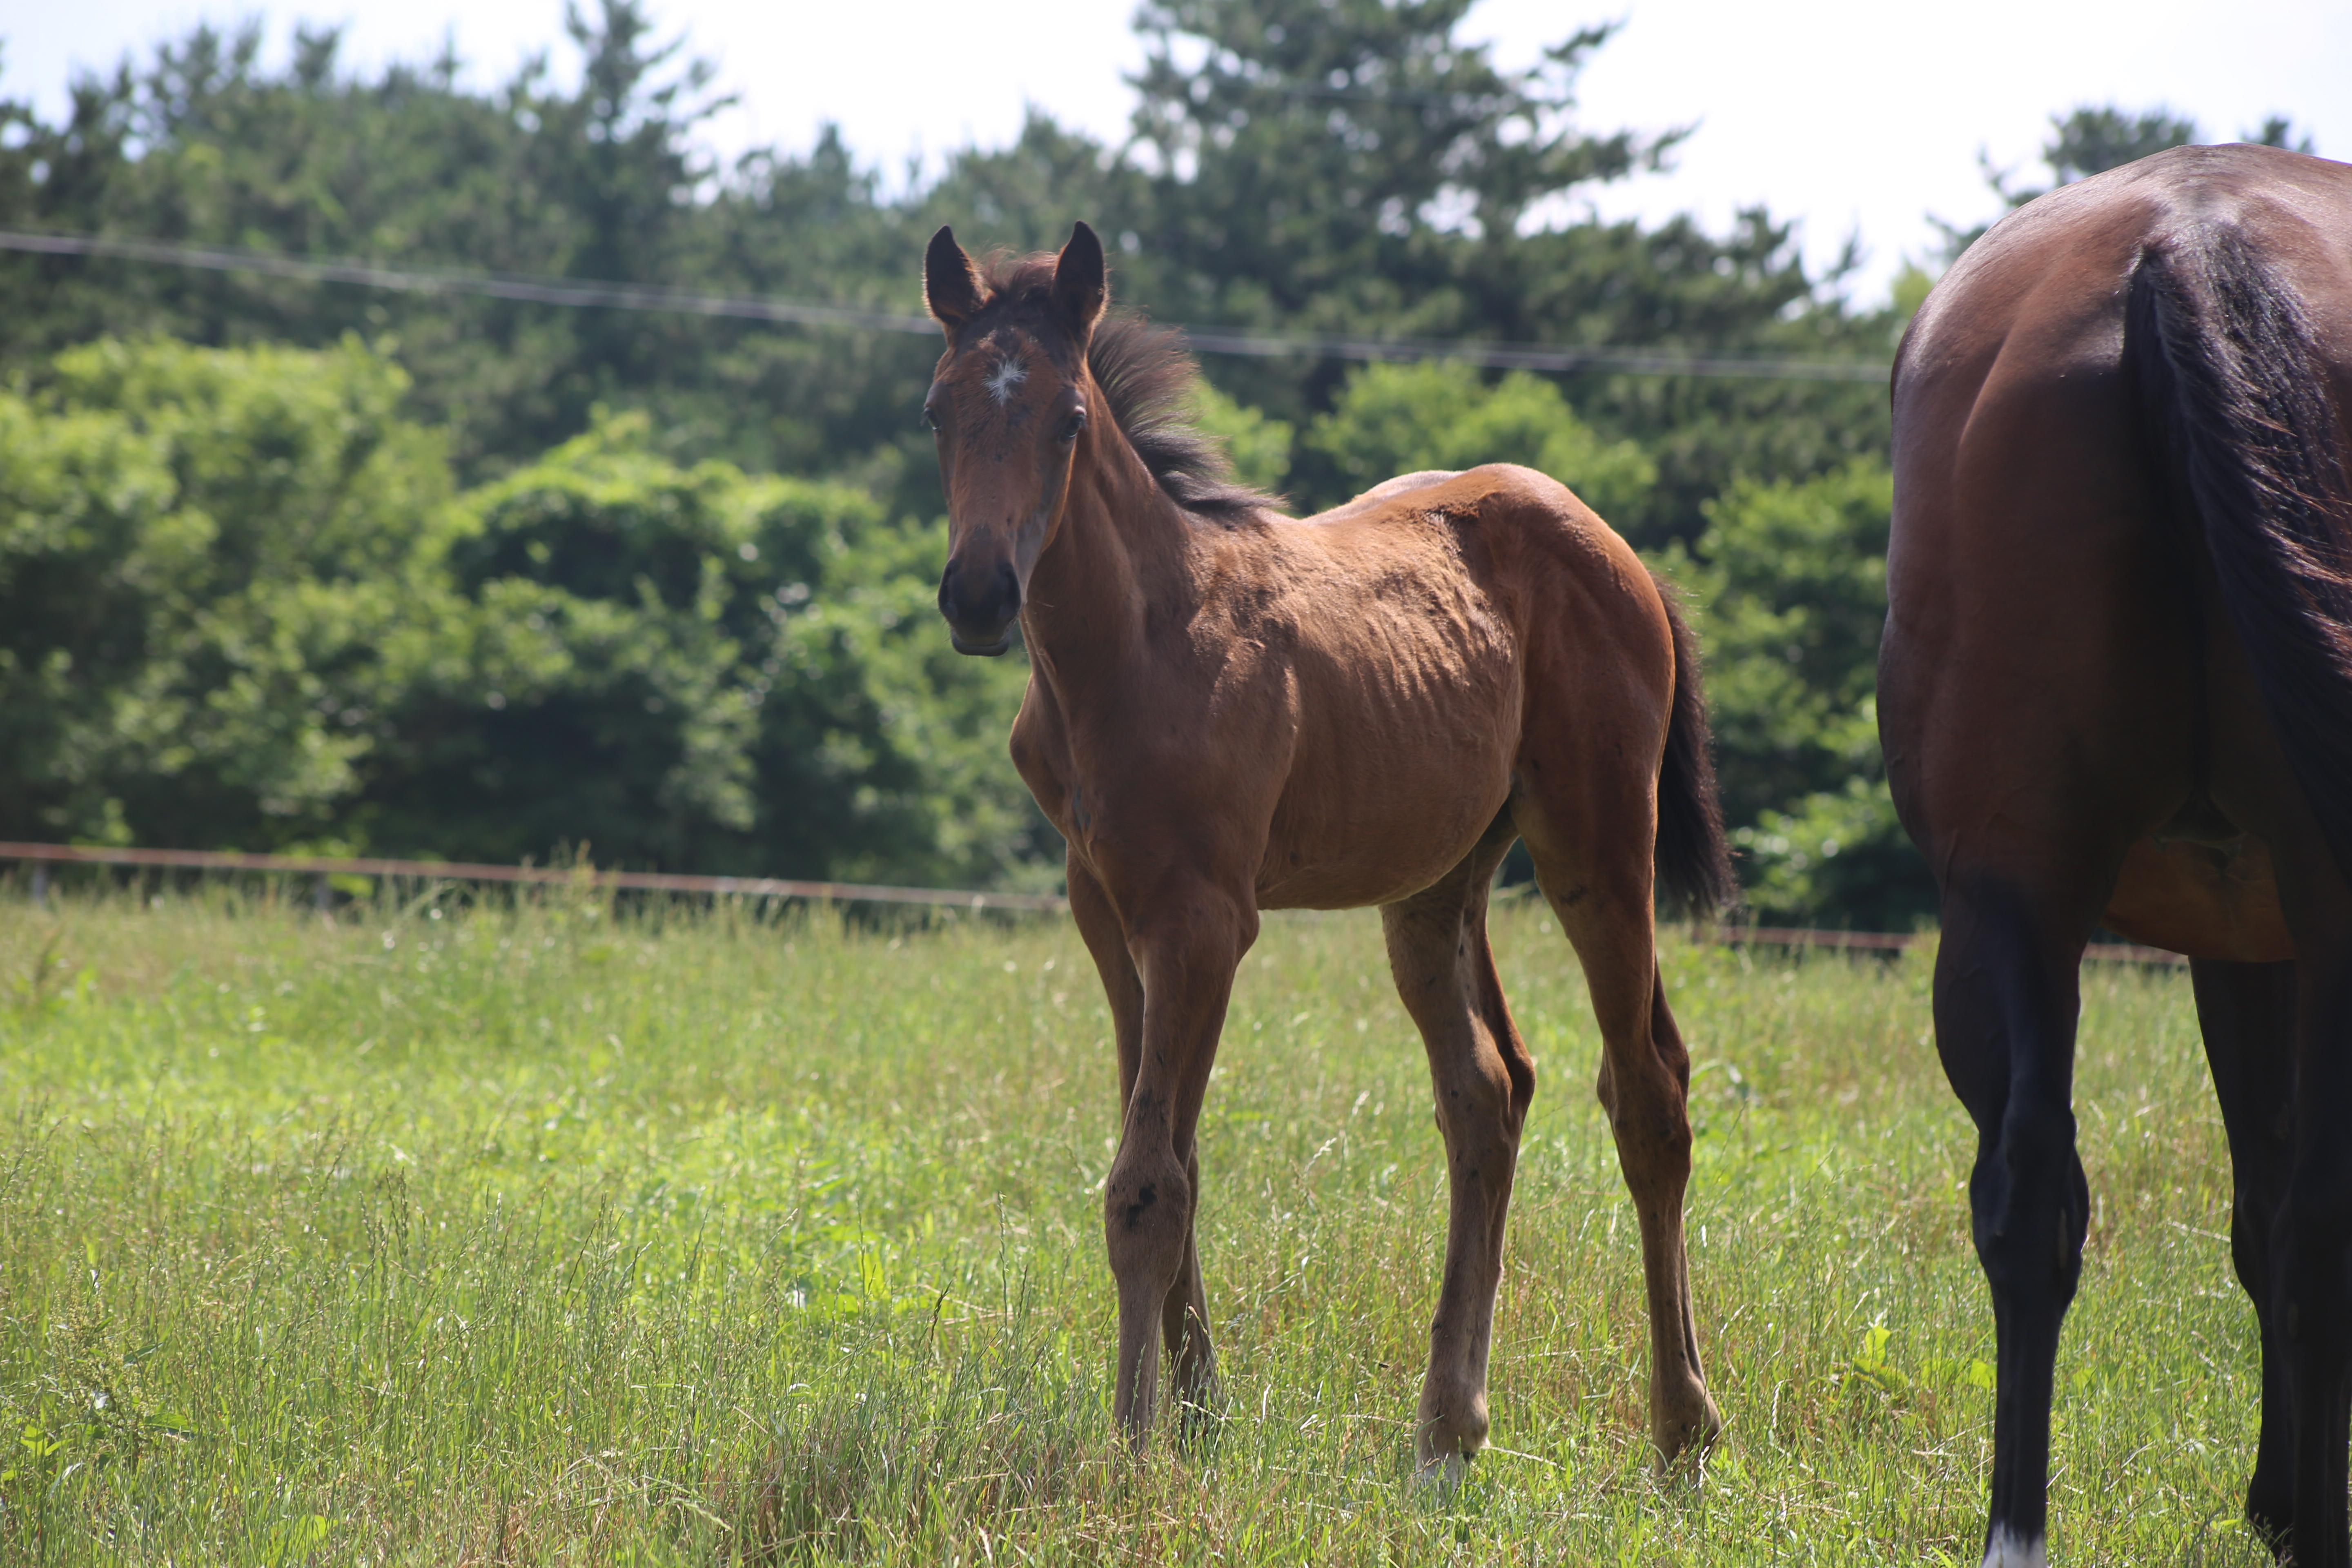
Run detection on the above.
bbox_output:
[8,0,2348,305]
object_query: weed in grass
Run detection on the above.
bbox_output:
[0,881,2282,1563]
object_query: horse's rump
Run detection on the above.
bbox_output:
[1880,145,2352,1567]
[2129,219,2352,874]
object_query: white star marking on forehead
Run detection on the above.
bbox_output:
[984,357,1029,405]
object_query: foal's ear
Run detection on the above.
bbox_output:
[1054,221,1108,335]
[924,225,986,332]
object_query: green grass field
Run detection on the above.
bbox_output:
[0,882,2270,1564]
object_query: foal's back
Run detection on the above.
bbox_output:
[1187,463,1677,911]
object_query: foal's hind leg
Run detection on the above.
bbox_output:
[1382,818,1531,1477]
[1515,805,1720,1466]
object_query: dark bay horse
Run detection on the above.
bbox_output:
[1882,144,2352,1566]
[920,221,1736,1474]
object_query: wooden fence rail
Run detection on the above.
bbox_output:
[0,840,1064,913]
[1724,922,2182,966]
[0,840,2183,962]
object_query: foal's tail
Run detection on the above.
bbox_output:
[2129,224,2352,875]
[1649,570,1738,918]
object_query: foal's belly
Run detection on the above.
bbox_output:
[1253,783,1513,911]
[1247,576,1525,910]
[1251,687,1520,911]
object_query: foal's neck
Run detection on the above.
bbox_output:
[1020,430,1204,690]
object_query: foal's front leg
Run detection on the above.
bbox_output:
[1093,880,1252,1447]
[1069,862,1220,1427]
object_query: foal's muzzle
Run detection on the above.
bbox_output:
[938,557,1021,657]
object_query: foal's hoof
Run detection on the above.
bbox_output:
[1414,1387,1489,1489]
[1651,1388,1723,1480]
[1412,1450,1470,1494]
[1172,1387,1226,1454]
[1112,1415,1154,1467]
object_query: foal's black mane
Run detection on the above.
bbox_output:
[979,254,1279,523]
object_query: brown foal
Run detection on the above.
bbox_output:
[921,221,1735,1474]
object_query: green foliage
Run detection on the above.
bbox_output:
[0,343,1041,885]
[0,0,1996,918]
[1301,359,1655,521]
[1681,460,1889,819]
[1189,379,1295,494]
[756,499,1047,888]
[0,334,459,851]
[2250,115,2316,154]
[2014,104,2314,197]
[1113,0,1888,548]
[0,3,860,487]
[364,413,1043,883]
[1936,103,2319,262]
[1668,459,1932,927]
[1960,106,2206,245]
[1891,264,1936,328]
[1127,2,1664,287]
[2038,106,2202,188]
[363,413,775,867]
[1735,775,1924,933]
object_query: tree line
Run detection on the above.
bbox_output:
[0,0,2298,923]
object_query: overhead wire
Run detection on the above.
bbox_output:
[0,226,1891,383]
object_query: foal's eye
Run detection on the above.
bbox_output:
[1061,408,1088,442]
[921,404,940,432]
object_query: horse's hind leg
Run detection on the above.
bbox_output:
[1926,869,2112,1568]
[1514,800,1719,1466]
[1382,815,1530,1477]
[2189,958,2298,1550]
[2268,923,2352,1566]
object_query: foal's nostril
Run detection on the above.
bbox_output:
[937,556,1022,640]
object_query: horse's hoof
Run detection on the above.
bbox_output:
[2244,1473,2291,1559]
[1979,1527,2047,1568]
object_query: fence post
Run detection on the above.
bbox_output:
[313,872,332,913]
[30,861,49,908]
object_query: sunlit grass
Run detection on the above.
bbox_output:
[0,878,2268,1563]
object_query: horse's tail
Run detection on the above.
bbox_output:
[2129,224,2352,874]
[1649,569,1739,918]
